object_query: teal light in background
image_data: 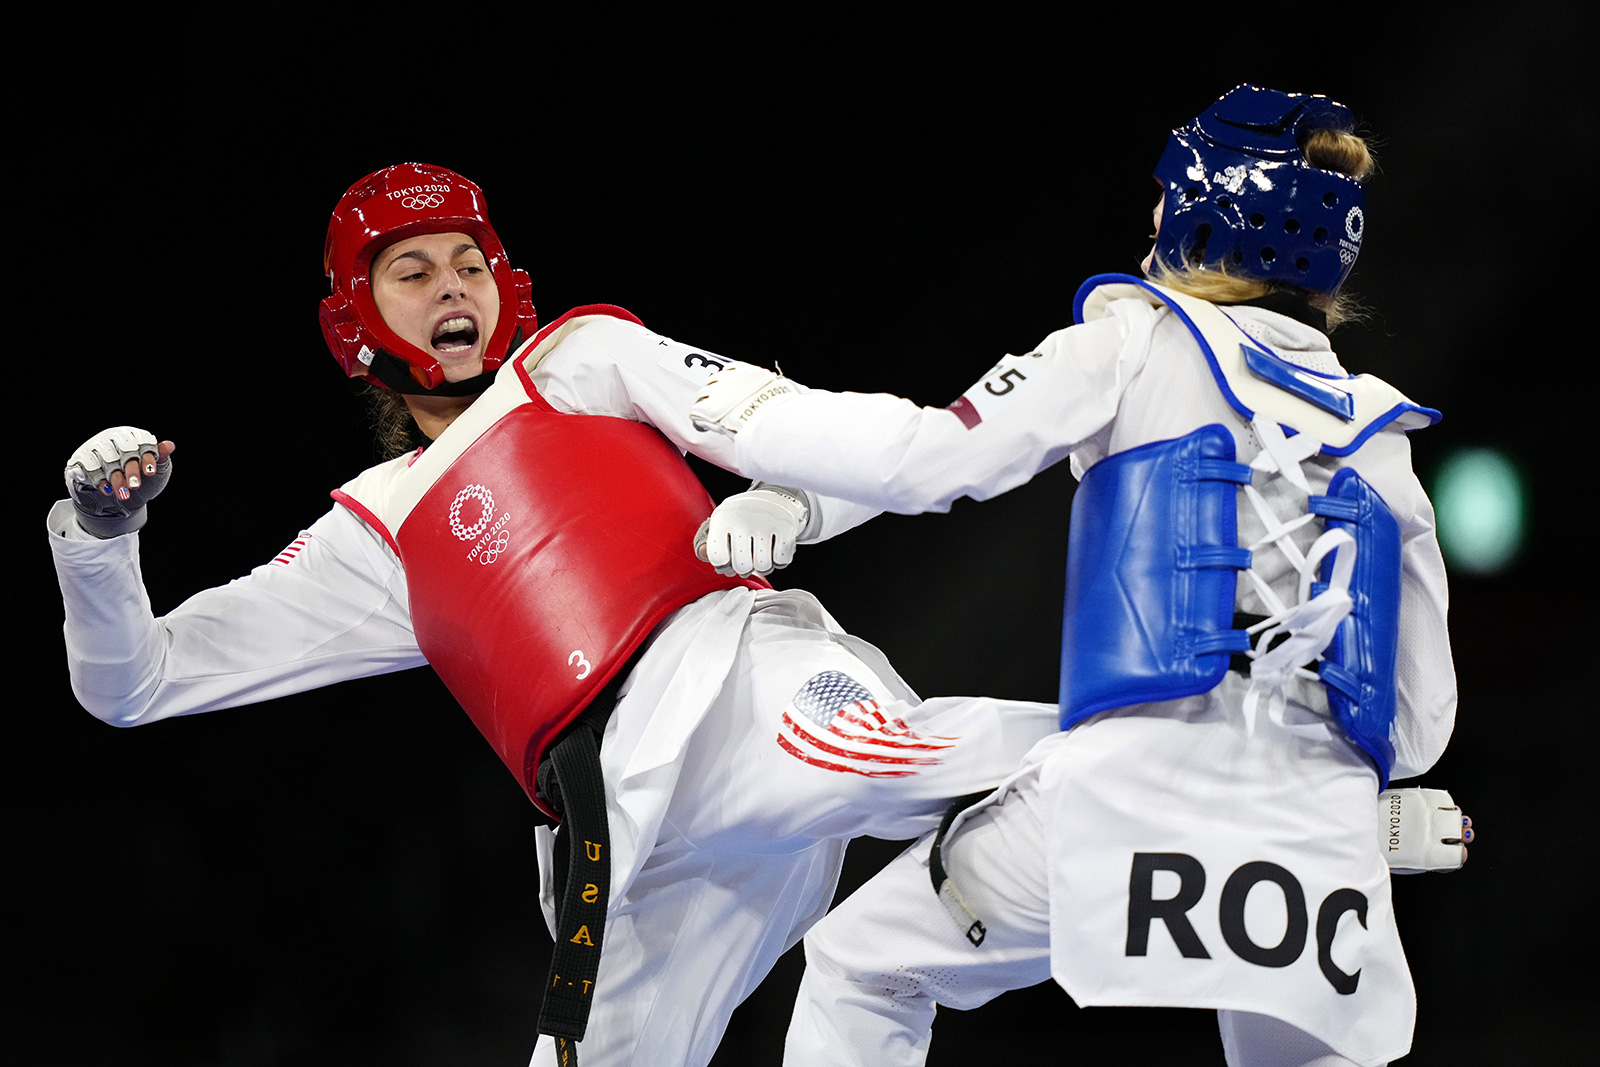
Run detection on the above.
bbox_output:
[1432,448,1526,575]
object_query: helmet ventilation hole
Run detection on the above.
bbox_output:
[1323,192,1338,207]
[1249,213,1266,228]
[1296,257,1311,271]
[1283,218,1300,234]
[1260,247,1277,264]
[1313,227,1329,244]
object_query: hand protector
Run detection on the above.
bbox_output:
[1379,787,1470,874]
[689,361,802,437]
[64,426,172,538]
[694,484,809,576]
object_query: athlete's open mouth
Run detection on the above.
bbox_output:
[431,316,480,352]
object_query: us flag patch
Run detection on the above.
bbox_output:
[777,670,955,777]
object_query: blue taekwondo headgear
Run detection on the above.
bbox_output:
[1151,85,1366,296]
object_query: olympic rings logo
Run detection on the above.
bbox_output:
[1345,206,1364,243]
[448,484,495,541]
[403,192,446,210]
[477,530,510,565]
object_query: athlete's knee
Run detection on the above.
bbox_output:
[803,913,874,978]
[802,919,927,1002]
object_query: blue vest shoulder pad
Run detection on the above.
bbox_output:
[1073,273,1440,455]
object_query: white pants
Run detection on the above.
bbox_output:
[785,692,1408,1067]
[785,810,1376,1067]
[530,604,1060,1066]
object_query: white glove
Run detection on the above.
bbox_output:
[64,426,173,538]
[694,484,810,576]
[1380,787,1472,873]
[689,361,802,437]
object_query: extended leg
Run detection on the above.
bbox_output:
[785,787,1053,1067]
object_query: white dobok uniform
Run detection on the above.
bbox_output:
[722,290,1455,1067]
[48,313,1060,1067]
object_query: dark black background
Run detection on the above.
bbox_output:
[17,10,1586,1065]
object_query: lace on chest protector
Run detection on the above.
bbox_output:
[1235,412,1403,786]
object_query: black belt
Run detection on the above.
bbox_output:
[532,647,642,1064]
[928,789,997,947]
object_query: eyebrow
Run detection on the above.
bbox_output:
[378,242,483,272]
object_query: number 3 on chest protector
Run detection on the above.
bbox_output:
[568,650,593,680]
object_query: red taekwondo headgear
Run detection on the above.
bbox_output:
[320,163,538,393]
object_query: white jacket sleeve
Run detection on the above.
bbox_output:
[1387,460,1457,780]
[529,314,885,541]
[527,315,747,469]
[49,499,426,727]
[726,312,1145,514]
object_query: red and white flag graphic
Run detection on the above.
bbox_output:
[777,670,956,777]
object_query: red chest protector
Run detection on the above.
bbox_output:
[333,307,766,817]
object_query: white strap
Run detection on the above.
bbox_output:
[1249,415,1322,495]
[1299,527,1356,608]
[1237,419,1358,731]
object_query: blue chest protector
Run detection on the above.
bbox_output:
[1059,275,1439,787]
[1058,424,1253,723]
[1309,468,1404,782]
